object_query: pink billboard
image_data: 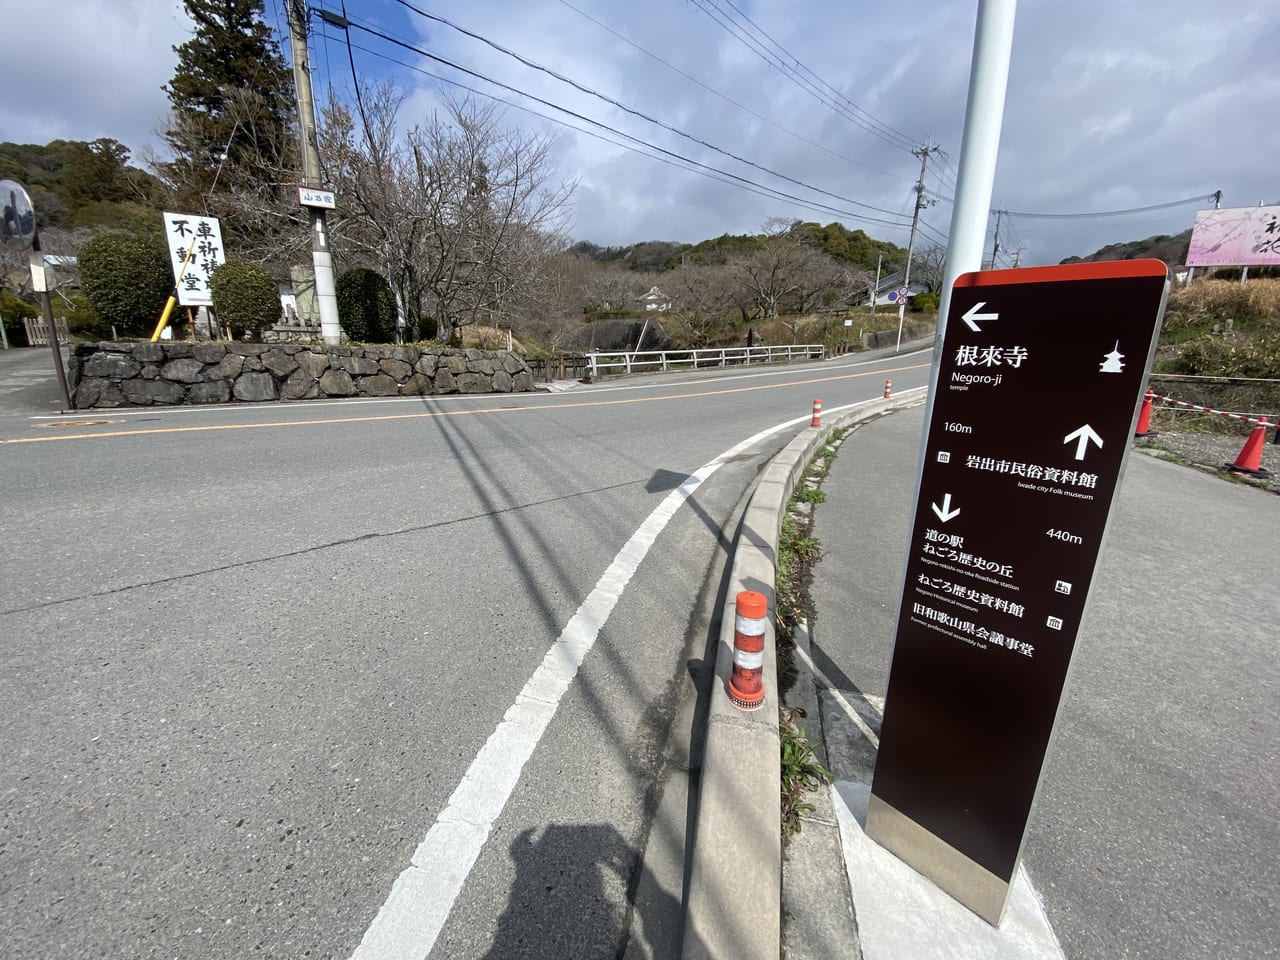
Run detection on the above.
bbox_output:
[1186,205,1280,267]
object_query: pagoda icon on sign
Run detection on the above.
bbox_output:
[1100,341,1125,373]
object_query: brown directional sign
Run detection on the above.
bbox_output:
[867,259,1171,925]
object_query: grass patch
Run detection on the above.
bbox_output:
[775,435,851,836]
[781,705,833,837]
[795,486,827,504]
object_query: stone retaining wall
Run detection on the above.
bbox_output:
[861,319,936,349]
[69,342,537,408]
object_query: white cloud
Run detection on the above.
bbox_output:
[4,0,1278,264]
[0,0,192,159]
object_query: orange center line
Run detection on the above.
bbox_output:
[2,362,928,444]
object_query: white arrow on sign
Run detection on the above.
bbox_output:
[1063,424,1104,460]
[931,493,961,523]
[962,301,999,332]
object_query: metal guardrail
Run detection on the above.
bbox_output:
[585,344,825,378]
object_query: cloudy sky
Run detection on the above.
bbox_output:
[5,0,1277,265]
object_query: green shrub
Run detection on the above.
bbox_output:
[1,289,37,346]
[910,291,940,314]
[210,261,280,340]
[77,231,173,336]
[1166,279,1279,334]
[62,294,109,340]
[1169,333,1280,380]
[335,267,397,343]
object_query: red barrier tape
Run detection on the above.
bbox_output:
[1150,392,1277,431]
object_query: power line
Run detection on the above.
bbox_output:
[706,0,920,152]
[335,37,906,229]
[388,0,911,219]
[764,0,931,159]
[1000,193,1218,220]
[554,0,914,184]
[687,0,919,154]
[918,219,949,247]
[319,20,916,232]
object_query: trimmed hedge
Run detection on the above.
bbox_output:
[336,267,397,343]
[77,231,172,336]
[210,261,280,339]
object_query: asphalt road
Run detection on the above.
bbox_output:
[811,406,1279,960]
[0,346,931,959]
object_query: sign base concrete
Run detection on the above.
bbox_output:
[834,780,1066,960]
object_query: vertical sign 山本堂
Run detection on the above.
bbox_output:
[867,259,1171,926]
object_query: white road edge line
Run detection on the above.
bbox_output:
[349,397,880,960]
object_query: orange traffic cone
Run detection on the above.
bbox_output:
[1225,418,1271,479]
[1134,389,1156,438]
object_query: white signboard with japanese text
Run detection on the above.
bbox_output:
[298,186,336,209]
[162,211,225,307]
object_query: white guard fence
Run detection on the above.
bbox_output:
[586,343,825,378]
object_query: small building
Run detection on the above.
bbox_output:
[637,286,671,312]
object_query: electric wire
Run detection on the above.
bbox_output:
[764,0,932,161]
[918,219,949,246]
[688,0,918,154]
[554,0,914,184]
[317,24,917,232]
[1001,193,1217,220]
[386,0,910,220]
[707,0,920,152]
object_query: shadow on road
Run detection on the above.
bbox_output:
[479,822,706,959]
[409,394,749,953]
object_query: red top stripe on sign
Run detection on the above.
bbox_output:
[955,259,1170,288]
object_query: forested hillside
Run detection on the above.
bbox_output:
[0,140,168,235]
[570,221,908,276]
[1060,229,1192,266]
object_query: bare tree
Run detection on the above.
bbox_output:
[914,242,948,293]
[577,264,650,313]
[732,224,824,341]
[665,263,732,345]
[319,88,575,342]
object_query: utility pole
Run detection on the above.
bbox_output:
[896,143,936,351]
[286,0,341,345]
[871,253,883,314]
[988,209,1003,269]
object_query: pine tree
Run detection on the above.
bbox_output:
[159,0,295,213]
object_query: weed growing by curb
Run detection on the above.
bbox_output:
[775,430,849,836]
[781,705,833,837]
[795,486,827,504]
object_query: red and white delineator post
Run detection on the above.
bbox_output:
[811,399,822,427]
[884,379,893,399]
[728,590,768,711]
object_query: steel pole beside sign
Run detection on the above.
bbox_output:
[867,259,1171,926]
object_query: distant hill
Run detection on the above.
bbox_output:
[0,139,168,235]
[571,220,909,275]
[1060,229,1192,266]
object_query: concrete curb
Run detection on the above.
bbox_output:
[681,387,928,960]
